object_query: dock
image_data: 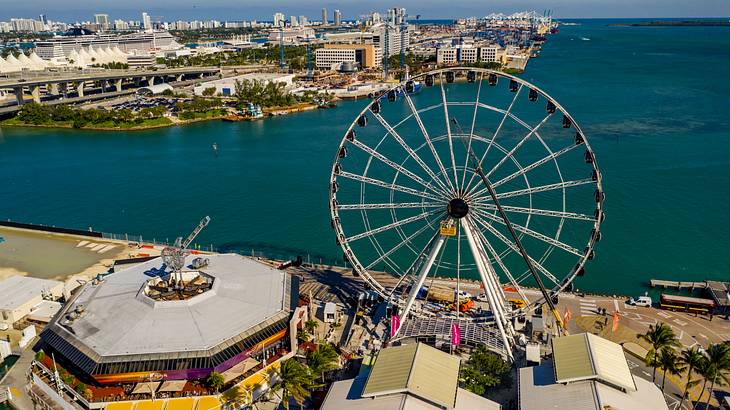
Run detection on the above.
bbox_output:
[649,279,707,291]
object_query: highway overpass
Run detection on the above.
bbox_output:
[0,67,220,110]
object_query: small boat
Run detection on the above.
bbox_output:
[396,81,423,96]
[246,103,264,119]
[212,143,218,156]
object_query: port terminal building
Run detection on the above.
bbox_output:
[34,253,300,390]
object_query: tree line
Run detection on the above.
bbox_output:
[638,322,730,409]
[12,102,168,128]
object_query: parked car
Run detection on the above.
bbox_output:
[628,295,653,307]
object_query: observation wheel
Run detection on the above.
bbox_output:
[329,67,604,356]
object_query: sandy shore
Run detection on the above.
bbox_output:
[0,226,159,291]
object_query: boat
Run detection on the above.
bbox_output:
[247,103,264,119]
[396,81,423,96]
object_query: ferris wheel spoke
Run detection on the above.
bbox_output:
[473,203,596,222]
[480,112,553,183]
[470,222,530,304]
[440,73,460,189]
[345,209,443,242]
[461,71,484,192]
[403,95,456,194]
[491,143,581,189]
[365,223,436,270]
[463,85,523,195]
[371,112,453,196]
[471,208,583,257]
[469,213,561,286]
[350,139,451,198]
[476,178,594,201]
[336,171,444,202]
[338,202,443,211]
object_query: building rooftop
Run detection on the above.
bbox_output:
[552,332,636,392]
[0,275,63,311]
[361,343,461,409]
[323,376,500,410]
[519,363,669,410]
[44,254,292,358]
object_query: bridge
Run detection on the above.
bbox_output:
[0,67,220,113]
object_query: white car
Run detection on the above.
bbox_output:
[0,323,9,331]
[456,290,473,300]
[476,293,489,302]
[628,296,652,307]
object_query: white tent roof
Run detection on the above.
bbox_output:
[3,54,22,72]
[16,53,33,69]
[78,47,92,65]
[66,49,84,67]
[29,52,49,69]
[87,46,102,64]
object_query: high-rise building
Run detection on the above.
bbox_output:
[290,16,298,27]
[371,25,410,57]
[113,19,130,31]
[387,8,396,25]
[334,10,341,26]
[321,8,328,25]
[273,12,285,28]
[94,14,109,31]
[141,12,152,31]
[38,14,48,28]
[299,16,308,26]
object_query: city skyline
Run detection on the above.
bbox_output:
[1,0,729,22]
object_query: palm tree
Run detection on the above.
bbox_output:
[304,319,319,336]
[221,385,252,409]
[701,343,730,410]
[679,346,705,409]
[637,322,680,382]
[306,343,341,383]
[276,359,314,409]
[207,371,225,393]
[658,348,685,392]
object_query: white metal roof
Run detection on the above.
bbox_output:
[552,333,636,392]
[0,275,63,311]
[55,254,288,356]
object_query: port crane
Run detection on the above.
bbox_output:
[162,216,211,274]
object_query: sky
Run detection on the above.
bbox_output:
[1,0,729,22]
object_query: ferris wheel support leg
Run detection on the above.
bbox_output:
[463,218,514,360]
[392,235,447,339]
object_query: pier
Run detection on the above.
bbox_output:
[649,279,707,291]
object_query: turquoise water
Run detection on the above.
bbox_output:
[1,19,729,295]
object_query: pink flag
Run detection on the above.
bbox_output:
[451,323,461,346]
[390,315,401,338]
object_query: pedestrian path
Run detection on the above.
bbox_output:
[76,240,116,254]
[579,299,597,316]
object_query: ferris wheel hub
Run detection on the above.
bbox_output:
[447,198,469,219]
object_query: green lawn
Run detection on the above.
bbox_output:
[1,117,172,130]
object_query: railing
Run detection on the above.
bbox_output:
[1,219,351,269]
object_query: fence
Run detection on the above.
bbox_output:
[2,219,350,270]
[1,220,103,238]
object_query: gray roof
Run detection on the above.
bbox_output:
[322,377,501,410]
[519,364,600,410]
[519,363,669,410]
[0,275,62,310]
[552,333,637,392]
[43,254,290,359]
[362,343,460,408]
